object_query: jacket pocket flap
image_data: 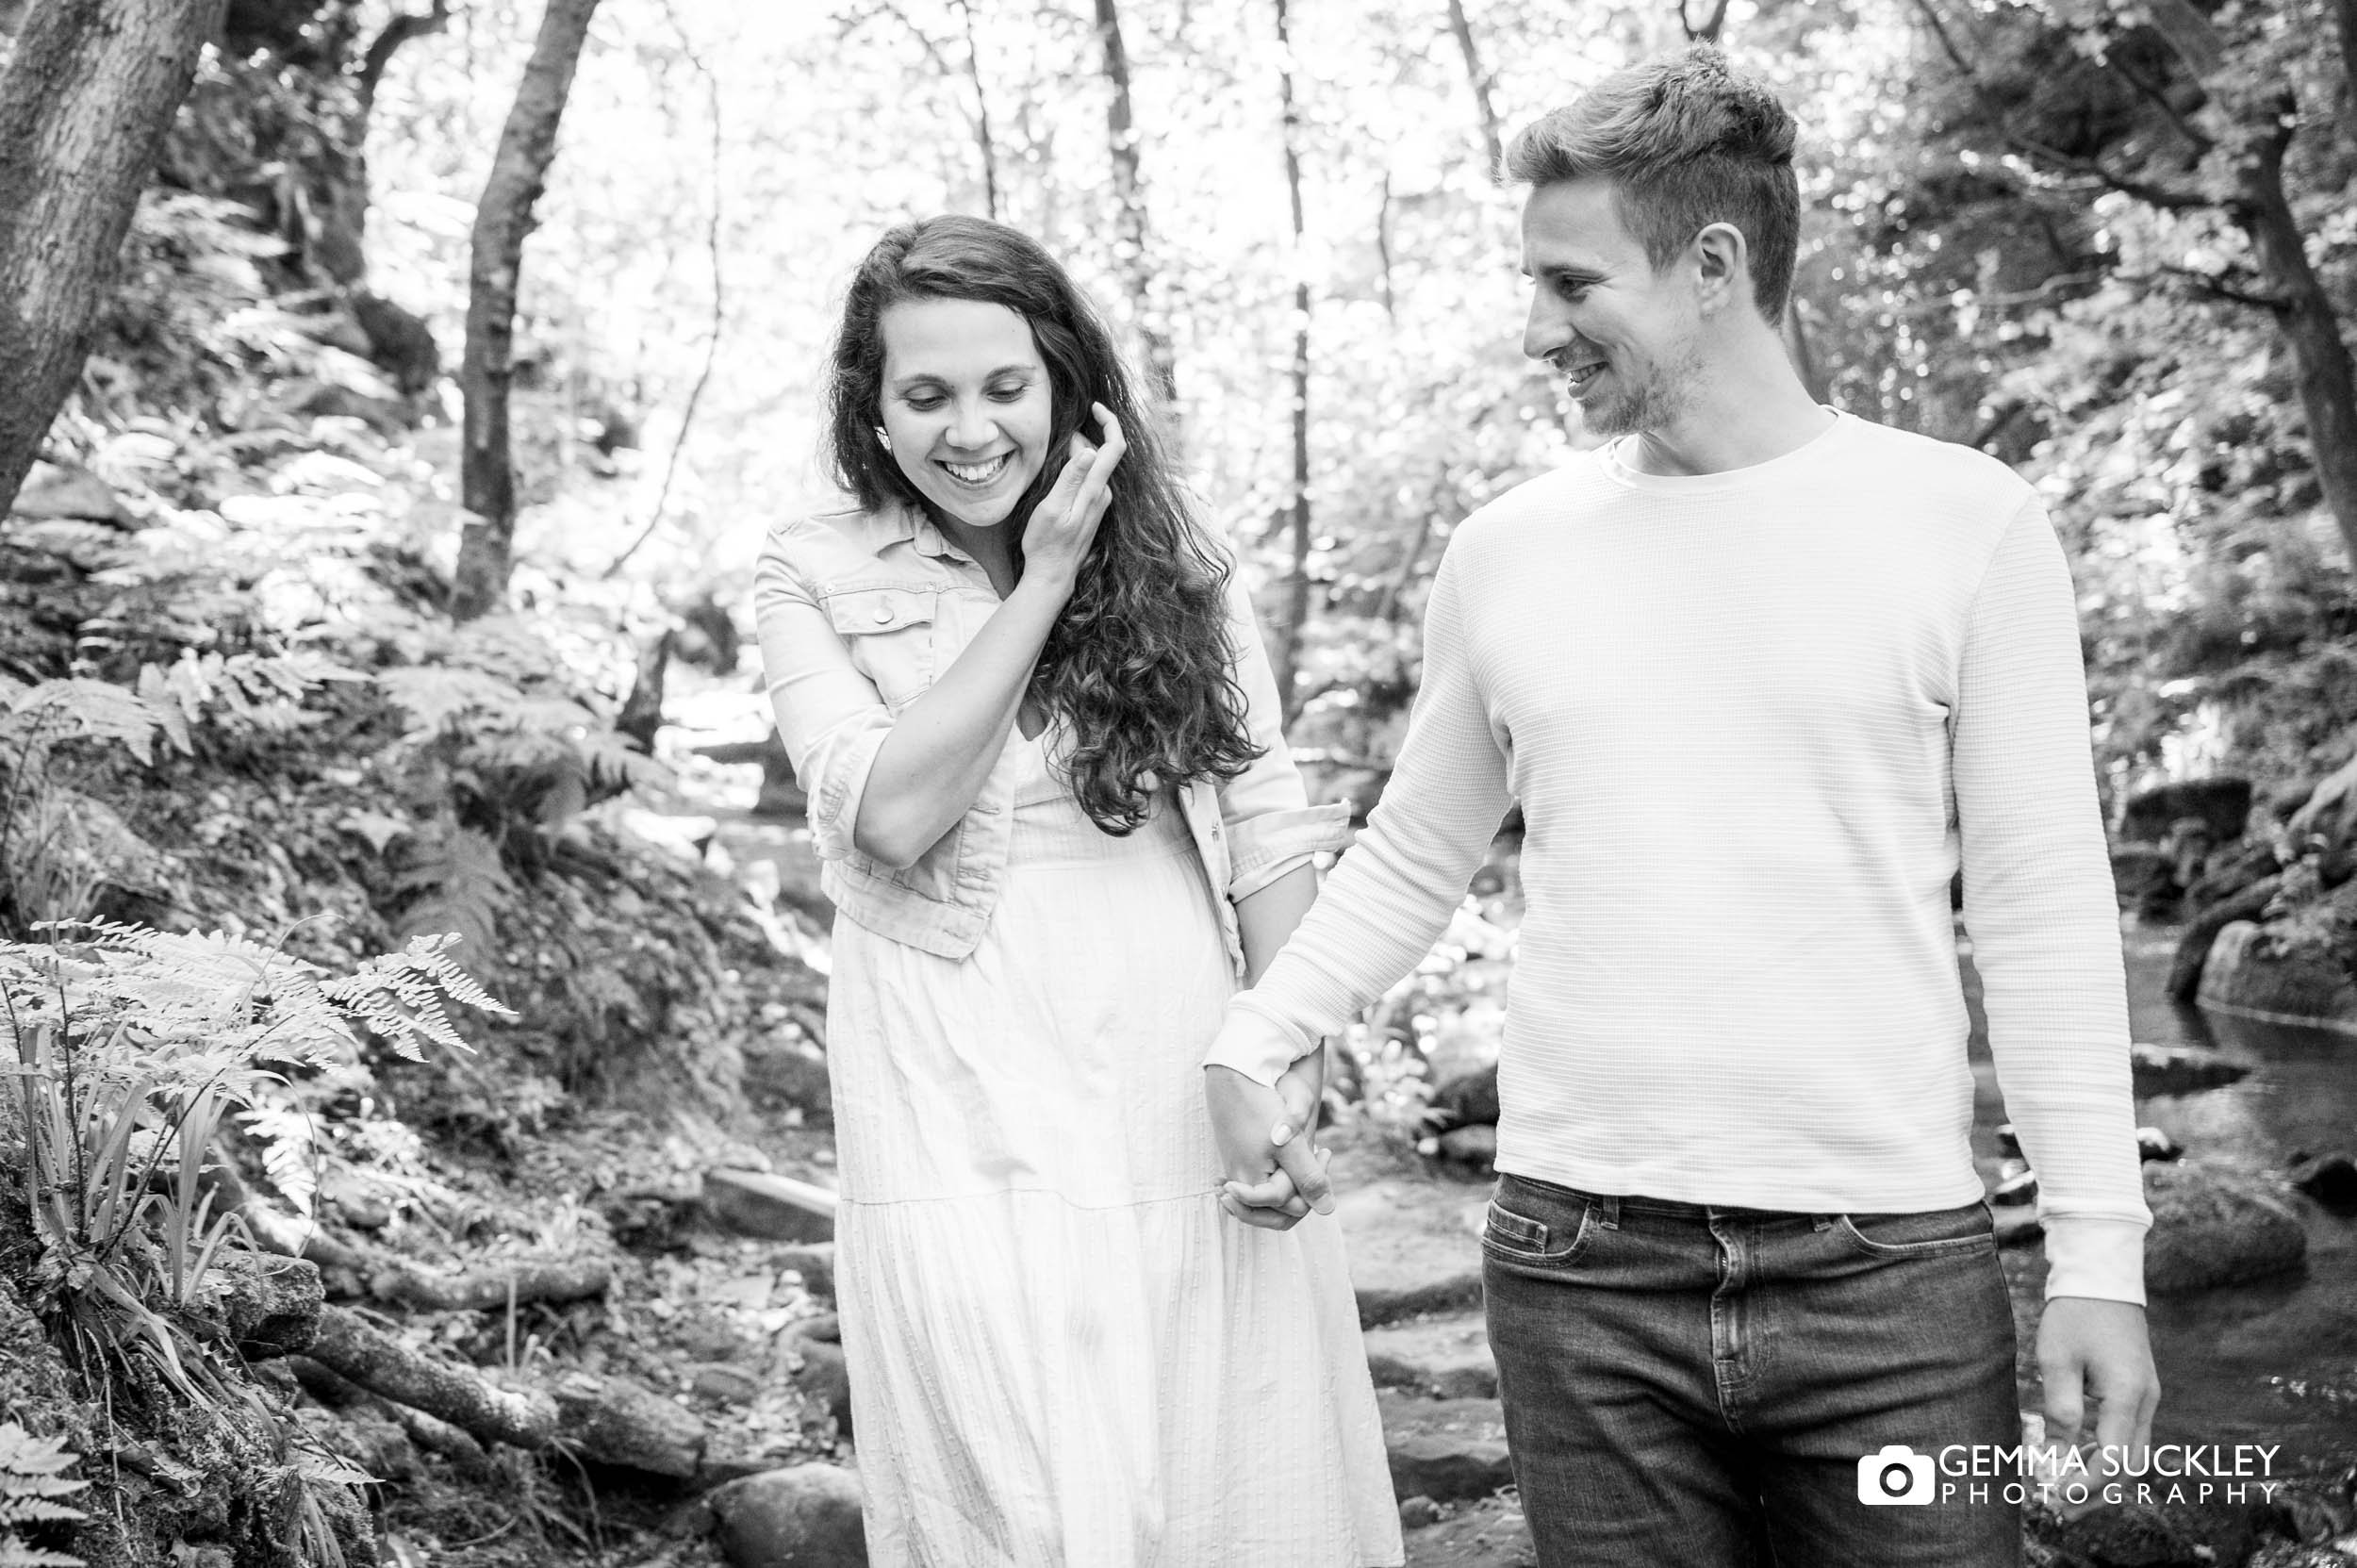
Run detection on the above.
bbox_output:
[825,586,938,635]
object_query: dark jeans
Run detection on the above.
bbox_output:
[1482,1173,2022,1568]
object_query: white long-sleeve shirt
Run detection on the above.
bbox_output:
[1218,411,2151,1303]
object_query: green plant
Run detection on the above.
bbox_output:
[1,922,509,1411]
[0,1422,88,1568]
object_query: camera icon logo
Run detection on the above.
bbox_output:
[1856,1444,1936,1506]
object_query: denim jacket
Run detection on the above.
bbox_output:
[752,501,1351,983]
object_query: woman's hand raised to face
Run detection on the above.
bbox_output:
[1020,403,1125,590]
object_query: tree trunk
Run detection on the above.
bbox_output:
[1444,0,1504,177]
[1272,0,1312,728]
[955,0,1000,221]
[2231,109,2357,567]
[449,0,602,622]
[0,0,223,519]
[1095,0,1178,408]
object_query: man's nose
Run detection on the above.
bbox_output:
[1523,291,1568,363]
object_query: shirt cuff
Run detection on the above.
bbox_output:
[1226,801,1354,901]
[1201,996,1318,1085]
[2040,1215,2149,1305]
[806,711,894,863]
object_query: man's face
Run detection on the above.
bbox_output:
[1519,176,1706,438]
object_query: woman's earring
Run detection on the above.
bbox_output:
[874,426,893,453]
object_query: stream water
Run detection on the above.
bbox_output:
[1969,926,2357,1472]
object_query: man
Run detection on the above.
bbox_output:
[1204,43,2158,1567]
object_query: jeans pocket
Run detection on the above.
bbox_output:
[1835,1201,1997,1259]
[1481,1194,1596,1266]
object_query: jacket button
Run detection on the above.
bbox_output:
[873,604,893,624]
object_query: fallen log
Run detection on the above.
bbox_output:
[303,1305,707,1475]
[368,1255,611,1312]
[306,1304,557,1450]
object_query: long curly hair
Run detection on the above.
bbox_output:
[824,215,1261,834]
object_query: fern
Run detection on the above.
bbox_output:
[391,826,514,977]
[1,680,174,767]
[0,1423,87,1568]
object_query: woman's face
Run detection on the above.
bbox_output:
[876,297,1057,532]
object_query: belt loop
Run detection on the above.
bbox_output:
[1597,1194,1621,1230]
[1811,1213,1836,1231]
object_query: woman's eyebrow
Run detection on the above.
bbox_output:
[889,364,1037,390]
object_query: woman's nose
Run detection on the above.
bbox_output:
[947,399,998,450]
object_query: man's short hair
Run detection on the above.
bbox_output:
[1505,44,1799,324]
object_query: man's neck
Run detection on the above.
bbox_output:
[1622,340,1834,478]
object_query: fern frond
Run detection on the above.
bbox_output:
[2,681,163,766]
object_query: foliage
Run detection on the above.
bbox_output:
[0,1422,87,1568]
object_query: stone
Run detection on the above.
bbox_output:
[10,461,134,524]
[1428,1065,1501,1132]
[791,1337,854,1439]
[1434,1125,1499,1169]
[2111,845,2177,909]
[321,1167,395,1230]
[2036,1493,2276,1568]
[2119,778,2252,845]
[2137,1127,2183,1164]
[1994,1208,2044,1248]
[689,1362,763,1405]
[705,1168,837,1244]
[707,1463,868,1568]
[2130,1042,2254,1099]
[1398,1495,1442,1529]
[2287,1152,2357,1215]
[1400,1494,1538,1566]
[2197,921,2357,1030]
[1991,1169,2039,1207]
[551,1371,708,1478]
[2142,1161,2308,1293]
[204,1250,322,1359]
[1362,1312,1498,1400]
[1339,1180,1487,1329]
[776,1243,835,1301]
[1379,1392,1515,1504]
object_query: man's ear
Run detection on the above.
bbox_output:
[1691,222,1751,317]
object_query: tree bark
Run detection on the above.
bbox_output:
[449,0,603,621]
[954,0,1000,221]
[0,0,223,519]
[1272,0,1313,727]
[1444,0,1504,177]
[1094,0,1178,408]
[2229,107,2357,567]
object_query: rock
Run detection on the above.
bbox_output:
[203,1250,322,1359]
[2197,921,2357,1029]
[1991,1169,2039,1207]
[776,1243,836,1300]
[1338,1180,1487,1329]
[1428,1065,1500,1133]
[8,461,134,524]
[2131,1042,2254,1099]
[1994,1208,2044,1248]
[1398,1495,1442,1529]
[689,1362,763,1405]
[705,1168,837,1244]
[1997,1121,2021,1155]
[1400,1493,1537,1566]
[1363,1312,1498,1400]
[2247,1543,2357,1568]
[797,1312,842,1345]
[1379,1392,1515,1504]
[2137,1127,2183,1164]
[2111,845,2177,910]
[321,1167,395,1230]
[706,1463,868,1568]
[1433,1125,1499,1169]
[2119,778,2252,845]
[2143,1161,2307,1293]
[790,1337,854,1439]
[2036,1493,2276,1568]
[2288,1153,2357,1215]
[551,1371,707,1478]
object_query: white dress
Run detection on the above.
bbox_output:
[825,727,1403,1568]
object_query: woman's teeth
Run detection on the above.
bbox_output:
[941,454,1012,487]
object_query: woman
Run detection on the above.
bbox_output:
[753,214,1401,1568]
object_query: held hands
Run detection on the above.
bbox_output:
[1208,1048,1335,1231]
[1020,403,1126,588]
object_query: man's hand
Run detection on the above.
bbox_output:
[2037,1296,2160,1460]
[1207,1051,1333,1230]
